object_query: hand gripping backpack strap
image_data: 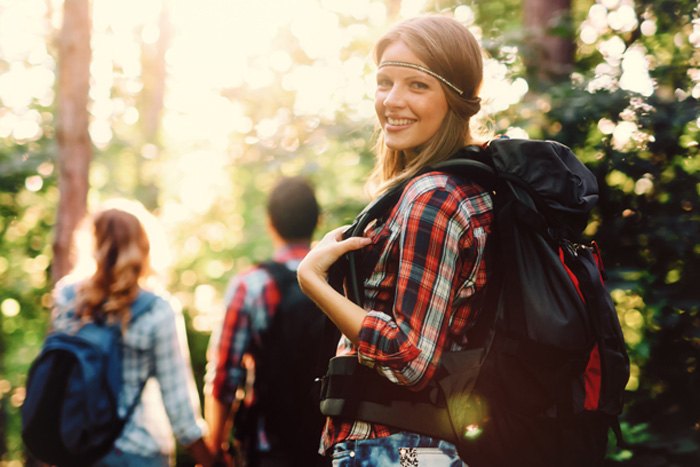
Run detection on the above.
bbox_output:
[345,183,407,305]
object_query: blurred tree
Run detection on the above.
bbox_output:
[136,2,169,209]
[522,0,575,82]
[512,0,700,463]
[52,0,92,283]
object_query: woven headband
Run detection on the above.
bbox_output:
[378,60,464,96]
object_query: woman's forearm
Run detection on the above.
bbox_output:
[298,266,367,344]
[296,227,372,343]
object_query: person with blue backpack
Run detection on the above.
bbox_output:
[22,202,215,466]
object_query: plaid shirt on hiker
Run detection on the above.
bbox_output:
[204,244,311,406]
[321,172,493,453]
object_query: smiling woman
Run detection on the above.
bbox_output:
[374,42,451,152]
[297,14,490,467]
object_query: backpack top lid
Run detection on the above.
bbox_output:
[488,138,599,218]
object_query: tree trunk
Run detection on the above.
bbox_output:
[137,5,169,209]
[522,0,574,83]
[140,6,168,144]
[52,0,92,284]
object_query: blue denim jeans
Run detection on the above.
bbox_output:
[330,432,466,467]
[92,447,170,467]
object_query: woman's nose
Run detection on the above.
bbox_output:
[383,85,406,108]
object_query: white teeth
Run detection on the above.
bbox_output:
[387,117,414,126]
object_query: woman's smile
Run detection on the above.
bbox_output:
[375,40,449,151]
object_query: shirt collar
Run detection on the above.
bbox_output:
[272,242,311,262]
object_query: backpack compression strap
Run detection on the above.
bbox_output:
[320,355,458,442]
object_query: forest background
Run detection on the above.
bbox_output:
[0,0,698,465]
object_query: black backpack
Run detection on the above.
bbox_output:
[21,285,157,466]
[320,139,630,467]
[242,261,337,466]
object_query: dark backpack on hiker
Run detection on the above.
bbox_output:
[320,139,631,467]
[21,285,157,466]
[242,261,337,466]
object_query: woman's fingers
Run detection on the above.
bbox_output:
[300,227,372,281]
[337,235,372,254]
[317,226,370,258]
[318,225,350,243]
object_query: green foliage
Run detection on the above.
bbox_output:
[0,135,56,459]
[1,0,700,464]
[523,1,700,463]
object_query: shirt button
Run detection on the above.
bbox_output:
[349,451,355,458]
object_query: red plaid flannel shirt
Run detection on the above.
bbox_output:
[321,171,493,453]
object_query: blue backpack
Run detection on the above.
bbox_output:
[21,286,157,466]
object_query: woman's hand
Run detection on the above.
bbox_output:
[297,226,372,343]
[298,226,372,284]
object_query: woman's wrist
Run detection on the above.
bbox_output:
[297,261,328,296]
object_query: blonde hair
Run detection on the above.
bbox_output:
[370,15,485,195]
[74,207,151,327]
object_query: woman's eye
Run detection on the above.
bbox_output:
[377,79,392,88]
[411,81,429,90]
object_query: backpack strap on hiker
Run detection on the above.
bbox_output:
[122,290,158,419]
[259,261,296,293]
[259,260,339,380]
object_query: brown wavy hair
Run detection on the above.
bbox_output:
[370,15,485,195]
[75,207,151,327]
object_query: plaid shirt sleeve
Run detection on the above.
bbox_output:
[356,174,492,390]
[151,298,207,446]
[205,267,281,406]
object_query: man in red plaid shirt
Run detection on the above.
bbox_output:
[204,176,325,466]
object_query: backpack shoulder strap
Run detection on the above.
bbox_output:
[258,260,296,294]
[130,290,158,323]
[121,290,158,421]
[344,145,497,306]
